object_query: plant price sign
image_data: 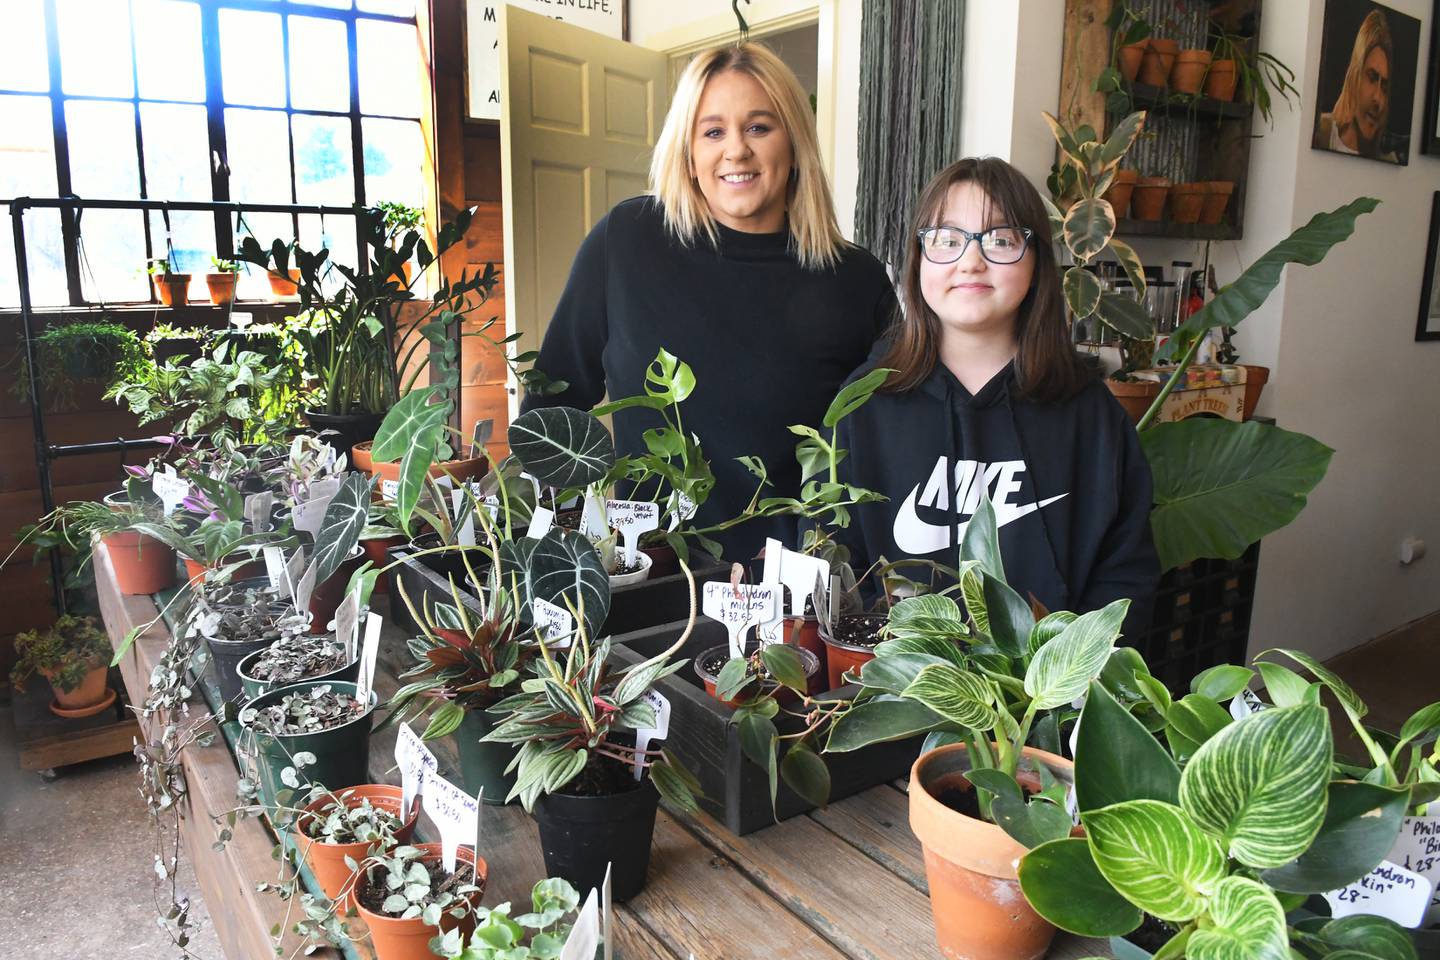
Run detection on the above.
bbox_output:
[466,0,623,120]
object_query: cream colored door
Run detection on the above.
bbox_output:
[499,4,669,413]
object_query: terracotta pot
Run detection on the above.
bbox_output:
[1130,177,1171,221]
[1240,364,1269,420]
[297,784,419,902]
[1169,49,1212,94]
[1105,378,1162,425]
[1168,182,1206,224]
[182,553,267,586]
[1205,58,1238,101]
[206,273,238,306]
[910,743,1074,960]
[268,269,301,299]
[350,442,374,475]
[361,535,406,593]
[353,843,486,959]
[639,540,679,578]
[354,441,489,487]
[153,275,192,307]
[693,643,819,710]
[1118,41,1147,83]
[102,530,177,595]
[784,616,828,694]
[819,618,886,691]
[44,662,110,713]
[1198,181,1235,225]
[1138,38,1178,86]
[1102,168,1139,219]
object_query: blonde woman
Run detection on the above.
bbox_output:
[1313,8,1397,161]
[523,43,895,562]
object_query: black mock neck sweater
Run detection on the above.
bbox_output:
[520,196,897,564]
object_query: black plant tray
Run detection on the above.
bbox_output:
[609,617,922,837]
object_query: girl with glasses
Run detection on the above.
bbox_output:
[833,157,1158,634]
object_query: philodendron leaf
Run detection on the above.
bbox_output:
[779,740,830,807]
[1186,876,1288,960]
[1310,915,1419,960]
[1143,420,1335,571]
[1178,703,1332,869]
[1084,799,1226,922]
[507,406,615,489]
[901,664,996,730]
[884,594,967,645]
[1256,648,1367,718]
[523,529,610,640]
[1260,780,1409,893]
[856,652,951,695]
[760,644,808,693]
[960,494,1003,582]
[1027,611,1077,656]
[1024,598,1129,710]
[1018,837,1142,937]
[1075,681,1180,813]
[1190,665,1255,702]
[825,696,945,753]
[992,794,1074,849]
[310,472,371,586]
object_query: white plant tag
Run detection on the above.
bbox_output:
[1068,715,1082,759]
[758,544,830,643]
[480,494,500,520]
[602,864,613,960]
[152,466,188,517]
[632,690,671,780]
[452,488,476,547]
[245,492,273,533]
[1065,784,1079,824]
[380,478,399,502]
[292,497,330,538]
[334,588,361,660]
[308,476,342,505]
[559,885,600,960]
[606,499,660,566]
[353,612,382,707]
[1228,688,1269,722]
[579,491,608,542]
[395,722,438,819]
[532,597,574,649]
[420,769,479,873]
[263,547,287,593]
[286,548,308,602]
[1323,859,1432,927]
[520,471,542,504]
[1389,815,1440,925]
[703,581,778,658]
[526,506,555,539]
[666,491,697,532]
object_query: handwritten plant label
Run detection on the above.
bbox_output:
[666,491,697,532]
[559,884,600,960]
[353,612,383,707]
[526,506,555,539]
[532,597,574,649]
[420,769,480,873]
[1228,688,1270,722]
[245,492,274,533]
[152,466,188,517]
[395,722,438,819]
[632,690,671,780]
[606,499,660,566]
[702,581,777,658]
[758,541,831,643]
[333,588,361,659]
[1389,815,1440,924]
[380,478,399,502]
[1323,859,1433,927]
[263,547,288,594]
[292,496,332,538]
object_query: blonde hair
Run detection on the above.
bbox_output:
[1331,9,1393,142]
[649,42,843,270]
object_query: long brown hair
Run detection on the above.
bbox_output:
[879,157,1090,403]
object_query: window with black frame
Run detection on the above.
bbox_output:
[0,0,427,308]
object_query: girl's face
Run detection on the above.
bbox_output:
[919,181,1034,340]
[690,69,793,234]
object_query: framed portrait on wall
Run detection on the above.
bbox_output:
[1418,193,1440,341]
[1311,0,1422,165]
[1423,0,1440,154]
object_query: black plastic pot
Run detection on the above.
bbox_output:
[532,780,659,902]
[455,708,517,805]
[207,634,276,703]
[409,532,488,584]
[303,409,385,463]
[241,680,375,815]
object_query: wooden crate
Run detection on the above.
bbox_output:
[609,617,922,837]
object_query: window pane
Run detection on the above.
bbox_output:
[0,95,59,197]
[235,212,295,299]
[141,103,212,200]
[357,20,422,117]
[225,108,291,201]
[77,209,148,302]
[66,100,140,196]
[293,0,350,8]
[362,118,423,210]
[57,0,134,98]
[292,114,353,203]
[220,9,285,107]
[288,16,349,112]
[1,209,67,307]
[148,210,214,295]
[300,213,356,291]
[134,0,205,102]
[357,0,414,14]
[0,0,50,92]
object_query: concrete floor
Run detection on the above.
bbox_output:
[0,691,221,960]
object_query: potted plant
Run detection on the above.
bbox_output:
[1167,181,1207,224]
[206,256,240,306]
[1210,29,1300,126]
[237,632,358,700]
[187,578,310,703]
[10,614,115,718]
[5,319,148,411]
[1169,47,1211,95]
[351,842,486,960]
[376,200,425,284]
[147,257,192,307]
[817,611,889,691]
[438,877,584,959]
[238,680,377,812]
[294,783,420,902]
[695,638,818,710]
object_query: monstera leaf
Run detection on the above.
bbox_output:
[521,529,610,639]
[508,407,614,490]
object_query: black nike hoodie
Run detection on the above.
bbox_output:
[833,359,1159,636]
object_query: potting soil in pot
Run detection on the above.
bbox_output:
[611,555,646,577]
[829,613,887,648]
[246,687,368,737]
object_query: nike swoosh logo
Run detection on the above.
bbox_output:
[892,484,1069,555]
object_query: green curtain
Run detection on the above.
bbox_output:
[854,0,965,271]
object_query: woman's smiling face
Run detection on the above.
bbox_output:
[690,69,793,234]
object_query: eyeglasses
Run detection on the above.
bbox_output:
[917,226,1034,265]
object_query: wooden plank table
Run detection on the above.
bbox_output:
[97,545,1111,960]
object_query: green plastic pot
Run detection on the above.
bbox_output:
[236,647,360,701]
[455,707,518,805]
[241,680,375,814]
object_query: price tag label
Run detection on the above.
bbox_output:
[667,491,697,532]
[532,597,574,648]
[452,488,476,547]
[1389,815,1440,925]
[333,588,361,660]
[1323,859,1432,927]
[263,546,287,594]
[353,612,383,707]
[758,541,831,643]
[526,506,555,539]
[559,885,600,960]
[606,499,660,566]
[395,722,438,819]
[380,478,399,502]
[632,690,670,781]
[245,492,274,534]
[602,864,613,960]
[152,466,188,517]
[420,769,480,874]
[1228,688,1270,722]
[702,581,777,658]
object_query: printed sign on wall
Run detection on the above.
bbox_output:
[466,0,625,120]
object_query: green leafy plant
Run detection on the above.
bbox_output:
[146,256,181,278]
[5,319,149,410]
[375,201,425,247]
[441,878,583,960]
[10,614,112,693]
[357,843,483,930]
[240,684,369,737]
[5,477,170,579]
[1211,30,1300,127]
[209,256,239,274]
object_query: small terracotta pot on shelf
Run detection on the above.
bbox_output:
[1198,181,1235,225]
[351,442,489,487]
[44,663,114,718]
[1102,168,1139,219]
[1130,177,1171,221]
[153,275,191,307]
[1168,182,1207,224]
[352,843,485,959]
[101,530,177,595]
[1205,58,1239,101]
[268,269,301,299]
[206,273,238,306]
[1169,49,1212,94]
[1118,40,1147,83]
[1106,377,1161,425]
[1138,38,1178,86]
[1240,364,1270,420]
